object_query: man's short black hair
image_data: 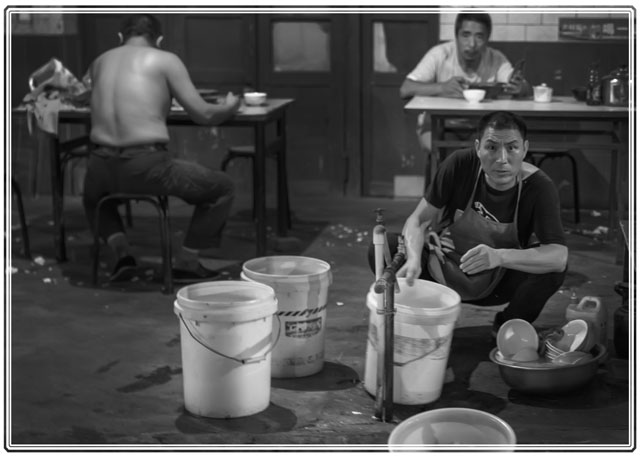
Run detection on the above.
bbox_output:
[455,13,493,37]
[120,14,162,42]
[476,111,528,141]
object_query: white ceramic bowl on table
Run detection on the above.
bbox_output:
[244,92,267,106]
[462,89,486,104]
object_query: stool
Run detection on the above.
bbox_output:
[91,194,173,294]
[221,145,292,229]
[11,178,31,259]
[527,149,580,224]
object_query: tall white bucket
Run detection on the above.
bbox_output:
[174,280,278,418]
[364,278,461,405]
[242,256,332,378]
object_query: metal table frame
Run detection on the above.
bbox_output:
[404,95,629,234]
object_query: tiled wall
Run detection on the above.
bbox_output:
[439,11,628,42]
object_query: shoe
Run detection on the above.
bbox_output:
[173,263,222,284]
[109,255,138,282]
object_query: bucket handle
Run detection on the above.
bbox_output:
[178,313,281,365]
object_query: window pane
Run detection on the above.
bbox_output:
[373,21,398,73]
[273,21,330,72]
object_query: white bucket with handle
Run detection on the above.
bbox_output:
[364,278,461,405]
[242,256,332,378]
[174,280,278,418]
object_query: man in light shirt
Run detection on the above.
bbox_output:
[400,13,530,184]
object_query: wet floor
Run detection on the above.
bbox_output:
[7,193,632,452]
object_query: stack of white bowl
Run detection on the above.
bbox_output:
[544,319,593,362]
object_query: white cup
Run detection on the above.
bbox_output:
[533,85,553,103]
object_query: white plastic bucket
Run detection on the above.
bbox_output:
[388,408,516,450]
[242,256,332,378]
[174,280,278,418]
[364,278,461,405]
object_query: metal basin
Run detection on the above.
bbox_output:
[489,344,607,394]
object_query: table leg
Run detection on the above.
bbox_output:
[48,133,67,262]
[608,146,619,238]
[254,124,267,256]
[276,114,290,236]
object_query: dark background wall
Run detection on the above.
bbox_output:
[9,11,630,211]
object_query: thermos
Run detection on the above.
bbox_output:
[565,293,608,347]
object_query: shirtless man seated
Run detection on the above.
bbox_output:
[83,14,241,283]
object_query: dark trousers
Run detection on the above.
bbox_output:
[83,145,235,250]
[367,233,566,325]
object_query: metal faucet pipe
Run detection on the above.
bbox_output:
[373,236,406,422]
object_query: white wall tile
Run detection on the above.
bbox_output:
[440,27,455,42]
[541,14,563,25]
[439,13,458,25]
[575,13,612,19]
[490,13,509,25]
[491,24,526,41]
[507,13,543,25]
[525,25,558,42]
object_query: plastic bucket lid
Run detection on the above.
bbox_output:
[368,278,461,319]
[175,280,277,323]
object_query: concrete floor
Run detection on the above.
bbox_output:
[7,192,632,452]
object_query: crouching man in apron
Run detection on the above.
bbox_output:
[371,111,568,336]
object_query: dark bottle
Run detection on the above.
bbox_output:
[586,63,603,105]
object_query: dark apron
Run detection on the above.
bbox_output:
[427,167,522,301]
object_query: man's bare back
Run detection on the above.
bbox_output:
[90,44,173,147]
[89,38,240,147]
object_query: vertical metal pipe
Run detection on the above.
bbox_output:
[382,279,395,421]
[373,236,406,422]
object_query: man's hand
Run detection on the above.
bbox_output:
[223,92,242,112]
[440,77,467,98]
[460,244,502,275]
[396,257,422,286]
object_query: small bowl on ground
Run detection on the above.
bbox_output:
[497,319,539,359]
[490,343,607,394]
[388,407,516,449]
[244,92,267,106]
[462,89,486,104]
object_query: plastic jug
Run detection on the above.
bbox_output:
[565,294,608,346]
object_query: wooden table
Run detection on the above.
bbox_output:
[14,99,295,261]
[404,95,629,233]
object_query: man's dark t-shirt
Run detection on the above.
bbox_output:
[425,148,566,248]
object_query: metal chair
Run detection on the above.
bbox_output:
[11,178,31,259]
[91,194,173,294]
[221,145,292,229]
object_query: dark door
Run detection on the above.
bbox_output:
[361,14,439,197]
[256,14,349,195]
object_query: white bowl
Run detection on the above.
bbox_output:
[497,319,539,359]
[463,89,486,103]
[556,319,590,352]
[244,92,267,106]
[388,407,516,448]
